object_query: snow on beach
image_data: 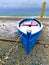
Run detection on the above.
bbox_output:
[0,21,19,38]
[0,16,49,39]
[0,18,49,39]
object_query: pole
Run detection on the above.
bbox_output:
[40,2,46,22]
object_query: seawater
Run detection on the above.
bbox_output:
[0,8,49,16]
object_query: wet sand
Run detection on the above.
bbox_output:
[0,17,49,65]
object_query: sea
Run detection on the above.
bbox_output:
[0,8,49,16]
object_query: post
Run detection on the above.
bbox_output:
[40,2,46,22]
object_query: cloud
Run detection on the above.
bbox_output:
[0,0,48,8]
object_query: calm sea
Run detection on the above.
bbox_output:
[0,8,49,16]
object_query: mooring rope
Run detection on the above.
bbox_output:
[1,33,23,65]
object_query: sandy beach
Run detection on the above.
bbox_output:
[0,16,49,65]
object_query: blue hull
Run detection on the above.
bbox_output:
[18,30,42,54]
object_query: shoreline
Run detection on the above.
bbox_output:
[0,16,49,18]
[0,16,49,21]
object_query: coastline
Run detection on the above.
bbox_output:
[0,16,49,18]
[0,16,49,21]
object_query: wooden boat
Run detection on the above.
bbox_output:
[17,18,43,54]
[17,2,46,54]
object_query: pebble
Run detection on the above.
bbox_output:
[47,33,49,37]
[0,58,1,61]
[35,61,38,64]
[44,45,49,48]
[2,24,5,26]
[5,56,8,60]
[43,59,47,63]
[7,57,12,60]
[40,64,43,65]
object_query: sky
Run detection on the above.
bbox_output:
[0,0,48,8]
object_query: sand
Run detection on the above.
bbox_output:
[0,17,49,65]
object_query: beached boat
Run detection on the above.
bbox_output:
[17,18,43,54]
[17,19,43,54]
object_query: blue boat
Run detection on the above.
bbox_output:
[17,18,43,54]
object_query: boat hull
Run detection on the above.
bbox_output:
[18,30,42,54]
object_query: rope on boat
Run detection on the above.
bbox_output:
[0,37,20,42]
[1,33,23,64]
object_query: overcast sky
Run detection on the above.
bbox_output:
[0,0,48,8]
